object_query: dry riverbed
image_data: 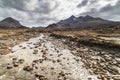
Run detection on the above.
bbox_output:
[0,33,100,80]
[0,33,120,80]
[0,29,41,55]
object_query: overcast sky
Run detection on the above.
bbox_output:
[0,0,120,27]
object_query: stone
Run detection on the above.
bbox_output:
[12,57,17,61]
[59,71,65,76]
[22,47,26,49]
[23,66,33,72]
[39,59,44,63]
[19,59,24,64]
[57,59,61,62]
[35,74,48,80]
[112,75,120,80]
[13,62,19,67]
[115,58,120,63]
[33,50,38,54]
[7,64,13,69]
[33,60,39,63]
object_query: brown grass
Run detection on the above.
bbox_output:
[50,28,120,50]
[0,28,42,55]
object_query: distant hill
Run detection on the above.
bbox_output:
[47,15,120,29]
[0,17,26,28]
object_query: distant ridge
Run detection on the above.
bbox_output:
[0,17,26,28]
[47,15,120,29]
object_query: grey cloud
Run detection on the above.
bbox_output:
[80,0,120,20]
[35,16,58,24]
[100,1,120,14]
[0,0,59,14]
[77,0,97,7]
[100,4,113,12]
[0,0,120,27]
[0,0,60,27]
[77,0,88,7]
[0,0,27,11]
[80,8,99,17]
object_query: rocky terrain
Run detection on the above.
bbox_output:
[0,29,41,55]
[0,32,120,80]
[50,33,120,80]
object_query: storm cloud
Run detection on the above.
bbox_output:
[81,0,120,21]
[0,0,119,27]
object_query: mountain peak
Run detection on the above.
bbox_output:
[84,15,94,19]
[58,15,76,25]
[70,15,76,19]
[2,17,18,22]
[0,17,22,28]
[48,15,120,28]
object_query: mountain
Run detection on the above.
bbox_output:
[58,15,76,25]
[47,15,120,29]
[0,17,23,28]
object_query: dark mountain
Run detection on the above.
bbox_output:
[58,15,76,25]
[47,15,120,29]
[0,17,23,28]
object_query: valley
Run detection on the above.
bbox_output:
[0,28,120,80]
[0,15,120,80]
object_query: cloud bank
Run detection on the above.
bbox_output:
[0,0,119,27]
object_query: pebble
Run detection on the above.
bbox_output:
[23,66,33,72]
[7,64,13,69]
[112,75,120,80]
